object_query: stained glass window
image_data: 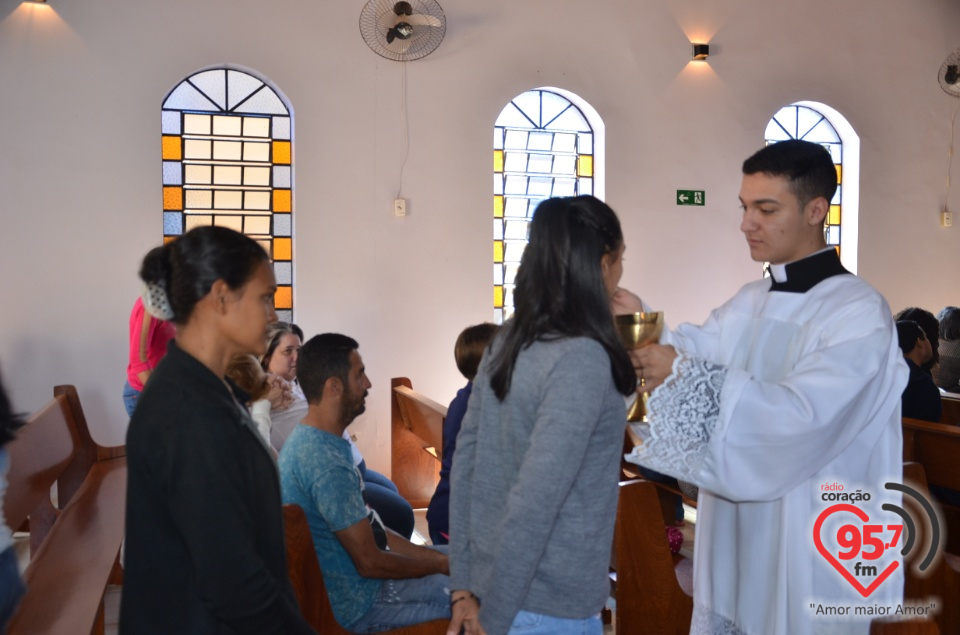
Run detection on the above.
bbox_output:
[765,104,844,256]
[493,89,597,324]
[162,67,295,322]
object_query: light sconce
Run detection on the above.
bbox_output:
[25,0,48,3]
[692,43,710,61]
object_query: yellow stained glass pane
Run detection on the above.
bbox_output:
[274,189,292,212]
[578,155,594,177]
[494,286,504,308]
[494,240,504,263]
[828,205,841,226]
[273,141,292,165]
[163,187,183,210]
[835,164,842,183]
[494,196,504,218]
[494,150,504,173]
[162,136,182,160]
[274,237,292,260]
[275,286,293,309]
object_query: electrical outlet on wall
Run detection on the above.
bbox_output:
[942,209,954,227]
[394,198,407,217]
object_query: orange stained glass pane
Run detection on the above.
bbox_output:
[162,135,182,160]
[494,240,504,263]
[494,150,504,173]
[274,286,293,309]
[163,187,183,211]
[834,245,840,256]
[274,189,292,212]
[828,205,841,225]
[494,196,504,218]
[273,237,292,261]
[835,164,842,183]
[273,141,292,164]
[164,236,176,244]
[494,286,504,308]
[578,155,594,177]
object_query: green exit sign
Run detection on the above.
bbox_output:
[677,190,705,206]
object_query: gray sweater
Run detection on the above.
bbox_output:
[449,335,626,635]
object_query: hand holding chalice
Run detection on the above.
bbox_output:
[615,312,664,422]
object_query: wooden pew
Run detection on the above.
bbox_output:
[4,385,126,635]
[902,417,960,555]
[282,504,448,634]
[940,394,960,425]
[391,377,446,508]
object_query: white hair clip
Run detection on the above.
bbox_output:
[142,282,175,321]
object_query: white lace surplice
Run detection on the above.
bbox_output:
[626,273,908,635]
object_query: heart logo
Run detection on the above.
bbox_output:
[813,503,899,598]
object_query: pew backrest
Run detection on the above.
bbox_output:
[390,377,446,508]
[902,417,960,491]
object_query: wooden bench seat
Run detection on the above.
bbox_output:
[391,378,446,508]
[902,417,960,555]
[4,385,126,635]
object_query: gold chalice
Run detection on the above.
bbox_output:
[616,312,664,422]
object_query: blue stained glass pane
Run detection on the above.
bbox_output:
[274,213,292,236]
[233,87,288,115]
[276,310,293,324]
[226,70,264,111]
[540,92,570,128]
[504,130,528,149]
[494,264,503,285]
[190,70,228,110]
[528,177,552,197]
[505,197,528,217]
[579,178,593,196]
[494,128,504,150]
[528,132,552,151]
[504,176,528,195]
[513,91,543,127]
[578,133,593,154]
[495,103,536,129]
[273,116,291,140]
[164,212,183,235]
[163,82,221,112]
[273,166,291,188]
[274,261,292,284]
[494,174,504,195]
[162,161,182,185]
[161,111,181,134]
[494,219,504,240]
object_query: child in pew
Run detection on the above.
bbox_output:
[226,353,294,457]
[426,322,500,545]
[0,370,26,634]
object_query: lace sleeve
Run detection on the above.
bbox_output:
[624,355,727,483]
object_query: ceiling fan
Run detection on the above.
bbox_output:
[359,0,446,62]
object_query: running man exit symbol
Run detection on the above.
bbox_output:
[677,190,705,206]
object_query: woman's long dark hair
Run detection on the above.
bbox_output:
[489,196,635,400]
[0,369,25,447]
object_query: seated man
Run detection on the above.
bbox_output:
[279,333,450,633]
[896,319,942,422]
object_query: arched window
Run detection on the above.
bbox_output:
[764,102,860,272]
[161,66,295,322]
[493,88,602,323]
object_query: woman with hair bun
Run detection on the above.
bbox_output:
[119,226,313,634]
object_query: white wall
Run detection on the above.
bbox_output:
[1,0,958,473]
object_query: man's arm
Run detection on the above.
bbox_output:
[335,520,448,579]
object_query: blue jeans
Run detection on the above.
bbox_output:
[508,610,602,635]
[0,546,25,635]
[122,381,140,418]
[345,571,450,633]
[359,461,415,539]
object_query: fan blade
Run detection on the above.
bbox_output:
[405,14,442,27]
[383,37,411,56]
[377,11,400,31]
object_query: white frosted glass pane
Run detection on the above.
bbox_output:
[274,213,292,236]
[189,70,227,110]
[494,308,503,325]
[503,306,514,322]
[832,186,841,205]
[505,197,528,217]
[796,107,823,139]
[185,189,212,209]
[495,103,535,129]
[504,152,528,172]
[214,165,242,185]
[214,215,243,231]
[505,241,526,263]
[505,263,519,284]
[553,179,576,197]
[213,140,242,161]
[494,128,504,150]
[226,70,264,110]
[826,226,840,245]
[256,239,272,255]
[244,167,271,186]
[528,132,552,151]
[825,143,842,163]
[215,190,243,209]
[185,165,212,184]
[803,119,840,143]
[244,215,271,234]
[161,111,181,134]
[504,130,528,149]
[185,214,213,230]
[244,116,270,138]
[553,133,576,152]
[233,87,289,115]
[544,106,590,132]
[494,174,504,195]
[504,176,528,195]
[529,199,545,217]
[493,219,503,240]
[183,139,211,159]
[578,133,593,154]
[540,92,570,128]
[276,310,293,324]
[162,161,182,185]
[528,177,552,197]
[773,106,797,137]
[244,142,270,162]
[245,191,271,210]
[163,83,219,112]
[493,264,503,285]
[513,91,542,127]
[184,114,211,135]
[579,178,593,195]
[213,115,242,136]
[528,154,552,173]
[274,262,292,284]
[273,166,291,188]
[504,220,528,240]
[553,155,576,174]
[765,120,792,141]
[273,116,291,140]
[504,287,514,309]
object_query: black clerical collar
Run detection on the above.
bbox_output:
[768,248,850,293]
